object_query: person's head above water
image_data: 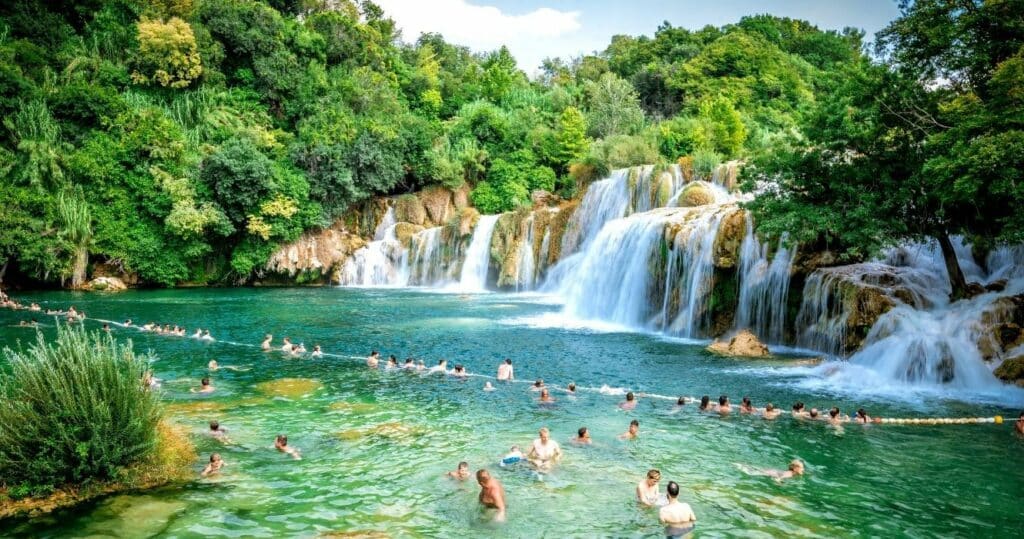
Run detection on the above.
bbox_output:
[438,359,446,365]
[201,377,210,387]
[538,427,550,441]
[210,420,220,431]
[476,469,490,484]
[719,395,729,406]
[568,382,576,392]
[578,426,588,438]
[830,407,840,418]
[677,396,686,406]
[742,397,751,407]
[210,453,221,463]
[856,408,868,419]
[789,459,805,474]
[276,434,288,446]
[534,379,544,387]
[540,388,549,398]
[646,469,661,485]
[766,403,775,412]
[666,481,680,499]
[505,358,512,365]
[626,391,635,402]
[810,408,820,418]
[700,395,710,409]
[793,402,805,412]
[458,461,468,471]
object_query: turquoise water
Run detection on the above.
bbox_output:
[2,288,1023,538]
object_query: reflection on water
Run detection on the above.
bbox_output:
[1,288,1023,537]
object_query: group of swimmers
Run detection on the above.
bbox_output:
[260,334,323,358]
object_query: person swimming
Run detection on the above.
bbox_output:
[742,459,806,483]
[208,420,231,443]
[289,344,302,357]
[527,427,562,471]
[792,402,807,418]
[476,469,507,522]
[102,323,111,332]
[275,435,301,460]
[416,360,425,372]
[828,407,849,425]
[202,330,214,342]
[386,355,398,369]
[699,395,714,412]
[142,370,161,389]
[500,445,524,467]
[200,453,225,477]
[762,403,781,420]
[483,381,496,391]
[718,395,732,414]
[855,408,880,424]
[566,382,577,394]
[367,350,380,367]
[531,379,545,392]
[636,469,661,507]
[281,337,293,353]
[311,345,323,357]
[538,388,555,403]
[403,357,415,369]
[660,481,697,538]
[619,419,640,440]
[261,334,273,351]
[208,360,219,370]
[447,461,471,480]
[192,377,215,393]
[809,408,821,420]
[572,426,592,445]
[192,328,203,339]
[124,319,132,326]
[619,391,637,410]
[452,364,468,378]
[428,359,448,374]
[740,397,754,414]
[497,358,514,381]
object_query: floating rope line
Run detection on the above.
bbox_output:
[878,416,1004,425]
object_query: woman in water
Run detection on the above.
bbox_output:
[855,408,881,424]
[572,427,592,445]
[636,469,662,507]
[699,395,715,412]
[261,334,273,351]
[739,397,755,414]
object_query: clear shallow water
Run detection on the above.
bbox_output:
[1,288,1023,538]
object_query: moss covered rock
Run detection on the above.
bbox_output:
[707,329,770,357]
[418,185,455,226]
[713,209,746,269]
[393,222,425,248]
[995,355,1024,386]
[678,182,715,207]
[395,194,427,226]
[654,171,675,207]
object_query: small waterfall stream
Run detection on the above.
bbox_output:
[457,214,499,291]
[735,215,795,344]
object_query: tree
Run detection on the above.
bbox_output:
[131,16,202,88]
[5,100,70,192]
[584,72,645,138]
[201,137,275,226]
[56,188,93,288]
[554,106,588,171]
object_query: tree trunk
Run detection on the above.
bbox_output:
[938,234,967,301]
[71,246,88,288]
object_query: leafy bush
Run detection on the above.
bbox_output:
[0,326,161,490]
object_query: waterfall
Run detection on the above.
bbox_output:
[735,215,795,344]
[515,214,537,292]
[373,207,396,241]
[661,208,730,337]
[559,169,631,258]
[794,270,851,357]
[457,215,499,292]
[408,227,448,286]
[337,224,409,286]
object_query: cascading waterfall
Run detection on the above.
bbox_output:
[558,169,631,258]
[735,215,795,344]
[515,214,537,292]
[338,222,408,287]
[661,208,730,337]
[456,214,499,292]
[407,227,448,286]
[373,207,397,240]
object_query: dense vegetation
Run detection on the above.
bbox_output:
[0,1,864,286]
[0,325,161,495]
[0,1,1018,294]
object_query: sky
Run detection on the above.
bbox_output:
[373,0,903,74]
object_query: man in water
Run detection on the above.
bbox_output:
[192,377,215,393]
[531,379,545,392]
[792,402,807,418]
[809,408,821,420]
[403,358,415,369]
[484,381,496,391]
[209,420,231,443]
[566,382,577,395]
[660,481,697,538]
[828,407,849,425]
[636,469,662,507]
[428,359,448,374]
[386,355,398,369]
[452,364,468,378]
[538,388,555,403]
[476,469,507,522]
[261,334,273,351]
[275,435,302,460]
[619,391,637,410]
[311,345,323,357]
[497,358,514,381]
[572,427,592,445]
[366,350,380,368]
[447,461,471,480]
[740,397,755,414]
[201,453,225,477]
[762,403,781,420]
[742,459,805,483]
[718,395,732,414]
[202,330,214,341]
[619,419,640,440]
[281,337,293,353]
[527,427,562,471]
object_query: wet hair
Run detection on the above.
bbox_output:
[793,402,805,412]
[766,403,775,412]
[405,358,413,363]
[742,397,751,406]
[277,435,287,445]
[458,461,468,468]
[201,377,210,386]
[630,419,639,427]
[210,453,221,462]
[577,426,588,437]
[647,469,661,480]
[626,391,635,401]
[455,364,464,371]
[789,459,803,471]
[667,481,680,498]
[719,395,729,406]
[438,359,445,365]
[370,350,377,355]
[476,469,489,481]
[568,383,576,391]
[505,358,512,364]
[534,379,544,387]
[677,396,686,405]
[210,421,219,430]
[856,408,867,418]
[700,395,710,410]
[830,407,840,418]
[810,409,820,418]
[389,354,397,361]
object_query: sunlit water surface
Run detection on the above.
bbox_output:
[2,288,1023,538]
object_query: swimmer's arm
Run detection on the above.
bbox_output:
[493,487,507,521]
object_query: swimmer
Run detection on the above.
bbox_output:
[275,435,301,460]
[527,427,562,471]
[699,395,715,412]
[296,342,306,353]
[676,396,688,408]
[416,360,426,372]
[452,364,468,378]
[792,402,807,418]
[855,408,881,424]
[29,303,40,312]
[200,453,225,477]
[191,377,215,393]
[192,328,203,339]
[619,419,640,440]
[742,459,805,483]
[208,420,231,443]
[619,391,637,410]
[538,388,555,403]
[143,322,155,331]
[311,344,323,357]
[572,426,592,445]
[497,358,514,381]
[261,334,273,351]
[124,319,132,327]
[447,461,471,481]
[202,330,214,342]
[566,382,576,394]
[809,408,821,420]
[828,407,849,425]
[387,355,398,369]
[428,359,448,374]
[102,323,111,332]
[718,395,732,414]
[762,403,781,420]
[740,397,754,414]
[289,344,302,357]
[636,469,661,507]
[208,360,219,370]
[1016,412,1024,435]
[366,350,380,367]
[500,445,524,467]
[281,337,293,353]
[531,379,545,392]
[403,358,415,369]
[660,481,697,538]
[476,469,507,522]
[484,381,496,391]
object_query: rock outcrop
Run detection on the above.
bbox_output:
[995,354,1024,386]
[678,182,715,207]
[264,222,366,284]
[977,294,1024,361]
[81,276,128,292]
[707,329,770,357]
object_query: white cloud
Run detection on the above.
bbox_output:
[374,0,583,72]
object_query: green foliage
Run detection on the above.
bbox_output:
[131,16,202,88]
[583,72,645,138]
[0,326,162,489]
[587,134,659,170]
[201,136,274,225]
[554,106,589,170]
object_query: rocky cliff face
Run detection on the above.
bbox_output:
[263,222,367,284]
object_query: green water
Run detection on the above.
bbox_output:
[2,288,1023,538]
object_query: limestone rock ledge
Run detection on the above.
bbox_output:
[707,329,771,357]
[264,223,366,284]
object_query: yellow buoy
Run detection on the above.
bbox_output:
[995,415,1003,424]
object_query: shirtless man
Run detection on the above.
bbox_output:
[828,407,849,425]
[428,359,448,374]
[497,358,514,381]
[261,334,273,351]
[531,379,545,392]
[538,388,555,403]
[281,337,293,353]
[208,420,231,443]
[660,481,697,538]
[762,403,781,420]
[452,364,468,378]
[366,350,380,368]
[275,435,301,460]
[192,377,215,393]
[447,461,471,480]
[718,395,732,414]
[201,453,225,477]
[636,469,662,506]
[527,427,562,471]
[792,402,807,418]
[572,426,592,445]
[476,469,507,522]
[311,345,323,358]
[619,391,637,410]
[619,419,640,440]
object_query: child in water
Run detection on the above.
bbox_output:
[500,445,524,467]
[201,453,225,477]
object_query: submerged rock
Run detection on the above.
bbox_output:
[254,378,323,398]
[707,329,770,357]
